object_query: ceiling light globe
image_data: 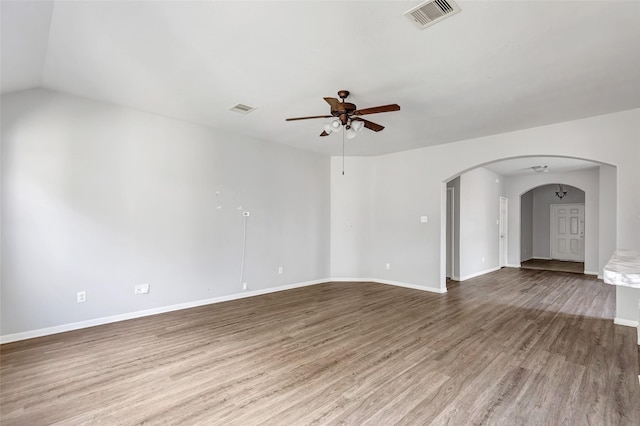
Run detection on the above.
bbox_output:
[352,120,364,132]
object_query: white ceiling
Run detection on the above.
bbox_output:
[483,156,599,177]
[1,1,639,157]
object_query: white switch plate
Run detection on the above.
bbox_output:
[135,283,150,294]
[278,266,284,275]
[243,211,250,217]
[420,216,428,223]
[243,282,248,291]
[77,291,86,303]
[386,263,391,270]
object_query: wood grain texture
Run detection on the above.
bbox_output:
[1,268,639,425]
[520,259,584,274]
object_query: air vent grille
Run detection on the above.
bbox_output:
[229,103,256,114]
[405,0,461,30]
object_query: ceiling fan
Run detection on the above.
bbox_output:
[285,90,400,138]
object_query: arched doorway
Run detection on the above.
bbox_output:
[520,183,586,274]
[443,156,616,289]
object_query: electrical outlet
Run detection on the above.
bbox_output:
[386,263,391,270]
[278,266,284,275]
[242,282,248,291]
[420,216,428,223]
[77,291,86,303]
[134,283,150,294]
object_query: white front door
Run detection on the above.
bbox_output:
[550,204,585,261]
[499,197,508,267]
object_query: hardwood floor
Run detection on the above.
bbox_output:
[1,268,639,425]
[520,258,585,274]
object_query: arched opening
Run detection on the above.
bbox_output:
[520,183,586,274]
[443,156,616,290]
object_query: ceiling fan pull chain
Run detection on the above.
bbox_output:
[342,129,345,175]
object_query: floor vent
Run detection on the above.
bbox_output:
[229,103,256,114]
[404,0,461,30]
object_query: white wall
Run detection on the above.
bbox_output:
[599,165,617,274]
[520,190,534,261]
[370,153,443,291]
[330,108,640,322]
[459,167,505,280]
[1,89,331,337]
[330,157,374,279]
[3,90,639,339]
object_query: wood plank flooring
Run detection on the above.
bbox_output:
[520,258,585,274]
[1,268,639,425]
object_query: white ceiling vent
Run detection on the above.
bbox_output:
[404,0,461,30]
[229,103,256,114]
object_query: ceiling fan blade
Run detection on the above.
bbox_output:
[285,115,332,121]
[324,97,341,109]
[355,118,385,132]
[320,130,330,137]
[353,104,400,116]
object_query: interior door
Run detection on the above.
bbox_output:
[550,204,585,261]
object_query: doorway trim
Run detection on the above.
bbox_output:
[446,187,455,279]
[499,196,508,267]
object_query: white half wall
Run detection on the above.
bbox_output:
[1,89,331,336]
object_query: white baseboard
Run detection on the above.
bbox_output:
[614,318,639,328]
[458,266,501,281]
[331,277,446,294]
[0,278,330,344]
[584,270,599,276]
[331,277,371,283]
[374,279,446,294]
[1,277,449,344]
[506,264,521,268]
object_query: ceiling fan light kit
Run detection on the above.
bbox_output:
[555,184,568,200]
[351,120,364,132]
[324,119,342,134]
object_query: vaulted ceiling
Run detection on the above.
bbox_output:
[2,1,639,157]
